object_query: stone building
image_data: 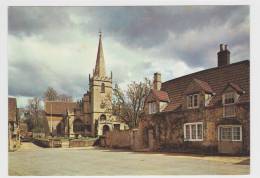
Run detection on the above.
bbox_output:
[139,44,250,155]
[8,97,20,151]
[45,33,127,137]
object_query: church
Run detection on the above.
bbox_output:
[44,33,128,137]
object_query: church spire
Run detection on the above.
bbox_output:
[94,31,106,77]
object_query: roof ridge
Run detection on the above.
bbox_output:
[163,60,249,85]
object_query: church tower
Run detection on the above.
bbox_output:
[89,32,113,136]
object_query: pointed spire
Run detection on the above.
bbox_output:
[94,31,106,77]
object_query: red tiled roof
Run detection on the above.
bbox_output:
[151,89,170,102]
[8,97,17,122]
[162,60,249,112]
[184,78,214,95]
[45,101,77,115]
[228,82,245,94]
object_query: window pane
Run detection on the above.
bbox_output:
[193,95,198,107]
[220,127,232,140]
[185,125,190,139]
[233,127,241,140]
[197,124,202,139]
[188,96,193,108]
[224,92,235,104]
[191,125,196,139]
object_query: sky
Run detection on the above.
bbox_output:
[8,6,250,108]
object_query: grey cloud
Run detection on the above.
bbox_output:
[8,6,250,98]
[8,58,88,98]
[8,7,72,37]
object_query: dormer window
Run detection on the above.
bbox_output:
[223,92,238,117]
[148,102,157,114]
[187,94,199,109]
[223,92,236,105]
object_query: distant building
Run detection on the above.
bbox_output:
[8,97,20,151]
[44,33,128,137]
[140,44,250,155]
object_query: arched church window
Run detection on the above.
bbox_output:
[101,83,105,93]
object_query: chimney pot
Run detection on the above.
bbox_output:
[220,44,224,51]
[225,44,228,50]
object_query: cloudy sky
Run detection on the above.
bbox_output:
[8,6,250,107]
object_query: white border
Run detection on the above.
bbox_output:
[1,0,260,178]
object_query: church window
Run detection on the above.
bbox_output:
[101,83,105,93]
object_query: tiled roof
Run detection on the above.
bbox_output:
[151,89,170,102]
[185,78,214,95]
[162,60,249,112]
[45,101,77,115]
[8,97,17,122]
[227,82,245,94]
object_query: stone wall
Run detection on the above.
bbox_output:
[103,130,132,149]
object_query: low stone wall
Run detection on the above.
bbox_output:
[69,138,97,147]
[33,138,62,148]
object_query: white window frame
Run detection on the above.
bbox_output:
[222,92,237,118]
[218,125,242,142]
[148,102,157,114]
[223,92,236,105]
[187,94,200,109]
[184,122,203,141]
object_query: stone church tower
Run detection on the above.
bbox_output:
[88,32,119,136]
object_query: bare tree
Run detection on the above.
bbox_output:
[44,87,58,101]
[112,78,152,128]
[26,97,49,134]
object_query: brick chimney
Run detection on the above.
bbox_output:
[217,44,230,67]
[153,72,161,90]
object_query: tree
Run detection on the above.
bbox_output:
[112,78,152,128]
[44,87,58,101]
[26,97,49,134]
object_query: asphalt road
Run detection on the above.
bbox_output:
[9,142,250,176]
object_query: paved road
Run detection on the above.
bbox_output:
[9,142,250,176]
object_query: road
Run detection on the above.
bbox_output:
[9,142,250,176]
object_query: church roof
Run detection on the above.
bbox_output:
[94,32,106,77]
[45,101,77,115]
[162,60,249,112]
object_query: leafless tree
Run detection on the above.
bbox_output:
[44,87,58,101]
[26,97,49,134]
[112,78,152,128]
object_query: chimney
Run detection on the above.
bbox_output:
[153,72,161,90]
[217,44,230,67]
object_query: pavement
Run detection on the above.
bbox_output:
[9,142,250,176]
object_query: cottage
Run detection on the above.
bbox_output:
[140,44,250,155]
[8,97,20,151]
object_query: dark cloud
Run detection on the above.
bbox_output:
[8,6,250,98]
[8,58,87,98]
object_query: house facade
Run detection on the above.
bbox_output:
[45,33,127,138]
[8,97,20,151]
[139,44,249,155]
